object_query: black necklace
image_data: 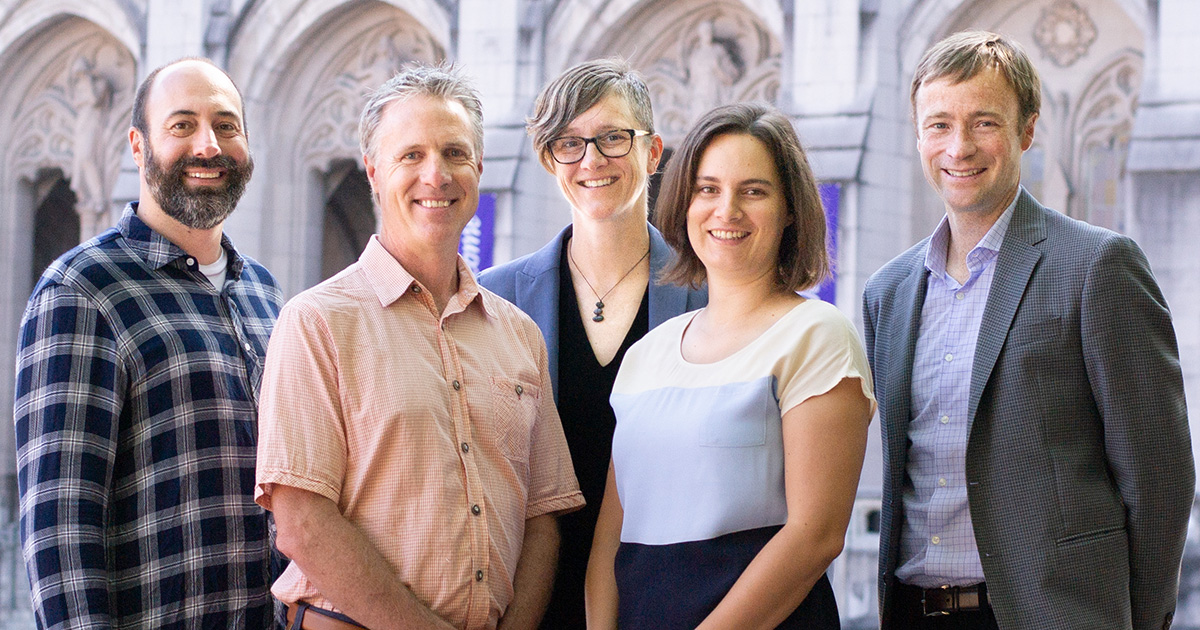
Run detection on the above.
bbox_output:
[568,242,650,322]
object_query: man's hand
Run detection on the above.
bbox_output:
[271,485,456,630]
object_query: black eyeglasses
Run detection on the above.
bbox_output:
[548,129,651,164]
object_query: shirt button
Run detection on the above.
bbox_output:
[475,570,484,582]
[938,478,947,487]
[186,257,196,267]
[931,535,941,545]
[940,415,950,424]
[461,442,469,453]
[945,353,954,362]
[955,292,965,300]
[243,342,253,353]
[452,380,461,391]
[515,384,523,397]
[412,286,421,294]
[471,504,481,516]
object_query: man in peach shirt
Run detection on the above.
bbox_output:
[255,65,583,630]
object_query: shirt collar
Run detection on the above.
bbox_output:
[118,202,245,278]
[924,190,1020,278]
[358,235,490,317]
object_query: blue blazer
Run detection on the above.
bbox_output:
[479,224,707,402]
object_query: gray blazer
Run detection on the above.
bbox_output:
[862,190,1193,630]
[479,223,707,402]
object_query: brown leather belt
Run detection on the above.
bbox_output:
[286,602,367,630]
[899,582,990,616]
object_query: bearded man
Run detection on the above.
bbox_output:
[14,58,282,630]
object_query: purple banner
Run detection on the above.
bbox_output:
[816,182,839,304]
[460,192,495,274]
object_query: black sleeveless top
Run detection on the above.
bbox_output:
[538,245,649,629]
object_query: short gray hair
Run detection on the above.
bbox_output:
[526,58,654,164]
[912,30,1042,124]
[359,63,484,160]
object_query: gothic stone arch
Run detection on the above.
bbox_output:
[231,0,445,294]
[1068,50,1142,231]
[545,0,782,81]
[0,11,136,520]
[554,0,782,149]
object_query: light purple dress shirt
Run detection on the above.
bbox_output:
[895,197,1017,588]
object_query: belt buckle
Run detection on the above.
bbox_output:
[922,585,953,617]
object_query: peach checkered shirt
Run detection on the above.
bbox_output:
[255,236,583,629]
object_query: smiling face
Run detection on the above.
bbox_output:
[547,93,662,225]
[915,66,1036,221]
[132,61,253,230]
[686,133,790,286]
[364,94,482,262]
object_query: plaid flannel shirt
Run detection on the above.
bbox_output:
[14,203,283,629]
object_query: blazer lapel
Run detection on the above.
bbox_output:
[515,226,568,401]
[887,255,929,455]
[967,191,1047,423]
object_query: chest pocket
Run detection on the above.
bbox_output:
[698,377,773,448]
[490,378,541,463]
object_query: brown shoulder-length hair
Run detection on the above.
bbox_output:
[654,102,829,292]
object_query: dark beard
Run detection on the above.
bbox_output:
[144,144,253,230]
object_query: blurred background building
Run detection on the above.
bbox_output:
[0,0,1197,627]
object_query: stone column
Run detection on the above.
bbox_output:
[1127,0,1200,472]
[785,0,876,314]
[145,0,207,68]
[457,0,535,266]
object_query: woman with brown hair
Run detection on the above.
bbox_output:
[586,102,875,629]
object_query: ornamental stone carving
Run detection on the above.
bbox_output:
[1033,0,1098,67]
[613,5,780,145]
[8,34,134,237]
[1069,53,1142,229]
[297,21,444,168]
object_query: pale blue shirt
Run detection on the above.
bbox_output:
[895,196,1018,588]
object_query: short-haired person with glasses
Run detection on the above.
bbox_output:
[480,58,706,628]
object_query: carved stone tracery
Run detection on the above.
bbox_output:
[1069,53,1142,231]
[8,32,134,237]
[296,21,445,169]
[608,3,781,145]
[1033,0,1099,67]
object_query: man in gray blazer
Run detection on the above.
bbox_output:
[862,30,1193,630]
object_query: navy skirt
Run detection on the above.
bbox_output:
[614,525,840,629]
